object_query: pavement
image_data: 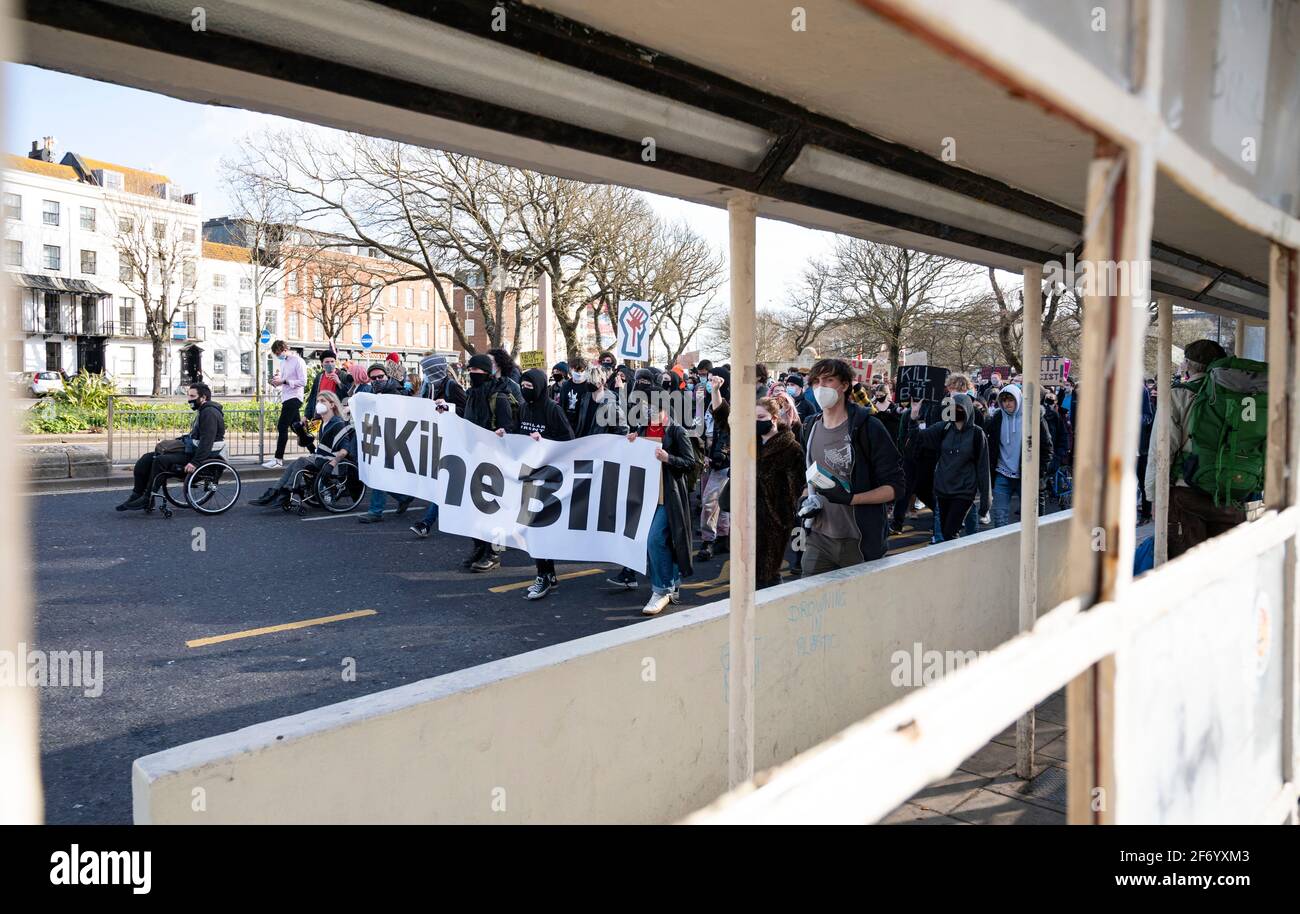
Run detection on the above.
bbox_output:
[26,468,1060,824]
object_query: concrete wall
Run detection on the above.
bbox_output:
[134,513,1075,824]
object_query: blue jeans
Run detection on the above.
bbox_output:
[991,473,1017,528]
[368,489,413,516]
[933,499,980,542]
[646,505,680,594]
[420,502,439,525]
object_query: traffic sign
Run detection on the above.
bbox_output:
[361,333,374,350]
[259,330,271,346]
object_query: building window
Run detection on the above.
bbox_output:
[288,312,299,338]
[79,206,96,231]
[182,227,196,244]
[213,350,226,374]
[240,276,252,292]
[239,307,253,333]
[118,216,133,233]
[406,288,414,309]
[115,346,135,376]
[2,192,20,220]
[264,310,278,333]
[287,271,298,294]
[4,239,21,267]
[119,258,132,282]
[119,299,135,329]
[465,294,476,312]
[183,261,196,287]
[465,318,475,336]
[405,321,413,345]
[43,245,61,270]
[80,250,96,274]
[213,304,226,332]
[153,221,166,242]
[213,274,226,289]
[421,289,429,311]
[42,200,59,226]
[420,324,429,347]
[352,319,361,342]
[240,351,252,375]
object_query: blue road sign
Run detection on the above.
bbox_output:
[361,333,374,349]
[259,330,272,345]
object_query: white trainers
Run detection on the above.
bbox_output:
[262,459,283,469]
[641,591,672,616]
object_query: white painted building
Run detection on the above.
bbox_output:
[2,137,201,393]
[198,241,276,397]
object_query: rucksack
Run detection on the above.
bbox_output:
[1180,357,1268,506]
[488,386,521,431]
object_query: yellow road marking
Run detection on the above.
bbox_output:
[682,560,730,589]
[489,567,604,593]
[186,609,378,648]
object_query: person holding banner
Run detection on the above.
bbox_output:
[517,368,576,600]
[409,355,467,538]
[462,353,522,572]
[629,398,700,616]
[357,364,417,524]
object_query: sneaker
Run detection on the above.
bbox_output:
[641,591,672,616]
[358,513,384,524]
[115,493,148,512]
[668,585,682,605]
[250,487,283,507]
[262,458,283,469]
[471,554,501,573]
[713,536,730,554]
[395,498,413,516]
[607,568,637,589]
[409,521,430,538]
[695,543,714,562]
[462,545,487,568]
[525,575,557,600]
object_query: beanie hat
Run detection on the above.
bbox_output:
[1185,339,1227,367]
[467,353,494,374]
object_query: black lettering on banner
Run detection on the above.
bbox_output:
[383,417,418,472]
[428,421,466,505]
[418,419,430,476]
[623,464,646,539]
[517,464,564,527]
[597,460,620,533]
[471,461,505,513]
[569,460,593,531]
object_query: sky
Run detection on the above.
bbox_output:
[4,64,839,320]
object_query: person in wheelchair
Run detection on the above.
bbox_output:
[116,383,225,511]
[249,390,355,508]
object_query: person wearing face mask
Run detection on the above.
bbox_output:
[792,373,820,426]
[983,383,1054,528]
[548,362,570,403]
[249,391,355,508]
[264,340,307,470]
[695,366,732,562]
[117,384,225,511]
[568,363,625,439]
[798,359,905,573]
[516,368,576,599]
[356,363,416,523]
[407,355,466,538]
[756,397,805,588]
[559,356,591,432]
[912,393,991,541]
[462,353,521,572]
[305,350,354,420]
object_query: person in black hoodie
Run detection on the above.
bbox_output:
[632,397,702,616]
[547,361,569,403]
[463,353,520,571]
[799,359,906,572]
[516,368,575,600]
[697,365,732,561]
[408,355,467,538]
[913,393,991,541]
[117,383,225,511]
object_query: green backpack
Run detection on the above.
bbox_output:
[1180,356,1268,506]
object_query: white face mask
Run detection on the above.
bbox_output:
[571,371,587,384]
[316,403,330,416]
[813,385,840,409]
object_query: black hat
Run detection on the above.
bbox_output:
[467,353,494,373]
[785,374,805,389]
[1184,339,1227,367]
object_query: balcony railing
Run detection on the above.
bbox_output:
[99,321,149,338]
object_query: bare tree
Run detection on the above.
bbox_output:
[828,239,976,379]
[109,201,199,395]
[987,267,1083,371]
[298,252,381,348]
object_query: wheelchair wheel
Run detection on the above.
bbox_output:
[316,463,366,513]
[160,473,188,509]
[186,460,241,514]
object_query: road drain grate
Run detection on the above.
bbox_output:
[1023,766,1068,809]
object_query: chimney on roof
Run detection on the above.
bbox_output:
[28,137,56,162]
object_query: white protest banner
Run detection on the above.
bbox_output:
[1040,355,1066,385]
[616,300,652,361]
[350,393,661,572]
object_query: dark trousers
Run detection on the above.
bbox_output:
[1136,452,1152,518]
[1168,485,1246,559]
[276,397,302,459]
[536,558,556,578]
[937,497,974,542]
[131,451,188,495]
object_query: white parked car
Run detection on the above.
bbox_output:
[29,371,65,397]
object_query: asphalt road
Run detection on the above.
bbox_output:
[28,484,942,824]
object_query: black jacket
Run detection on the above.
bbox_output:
[708,401,730,470]
[658,421,701,577]
[801,403,906,561]
[984,408,1054,479]
[305,369,354,417]
[915,395,991,512]
[420,374,468,415]
[570,388,626,437]
[757,428,805,583]
[186,401,225,464]
[519,370,574,441]
[464,377,519,432]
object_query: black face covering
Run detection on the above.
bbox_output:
[188,397,201,411]
[756,419,774,437]
[469,372,490,389]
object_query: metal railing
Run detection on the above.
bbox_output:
[92,397,310,465]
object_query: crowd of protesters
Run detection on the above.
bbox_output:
[139,336,1275,613]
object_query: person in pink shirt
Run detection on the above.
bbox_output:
[266,340,307,468]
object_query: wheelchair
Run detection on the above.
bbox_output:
[284,457,367,516]
[1048,465,1073,510]
[147,443,242,518]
